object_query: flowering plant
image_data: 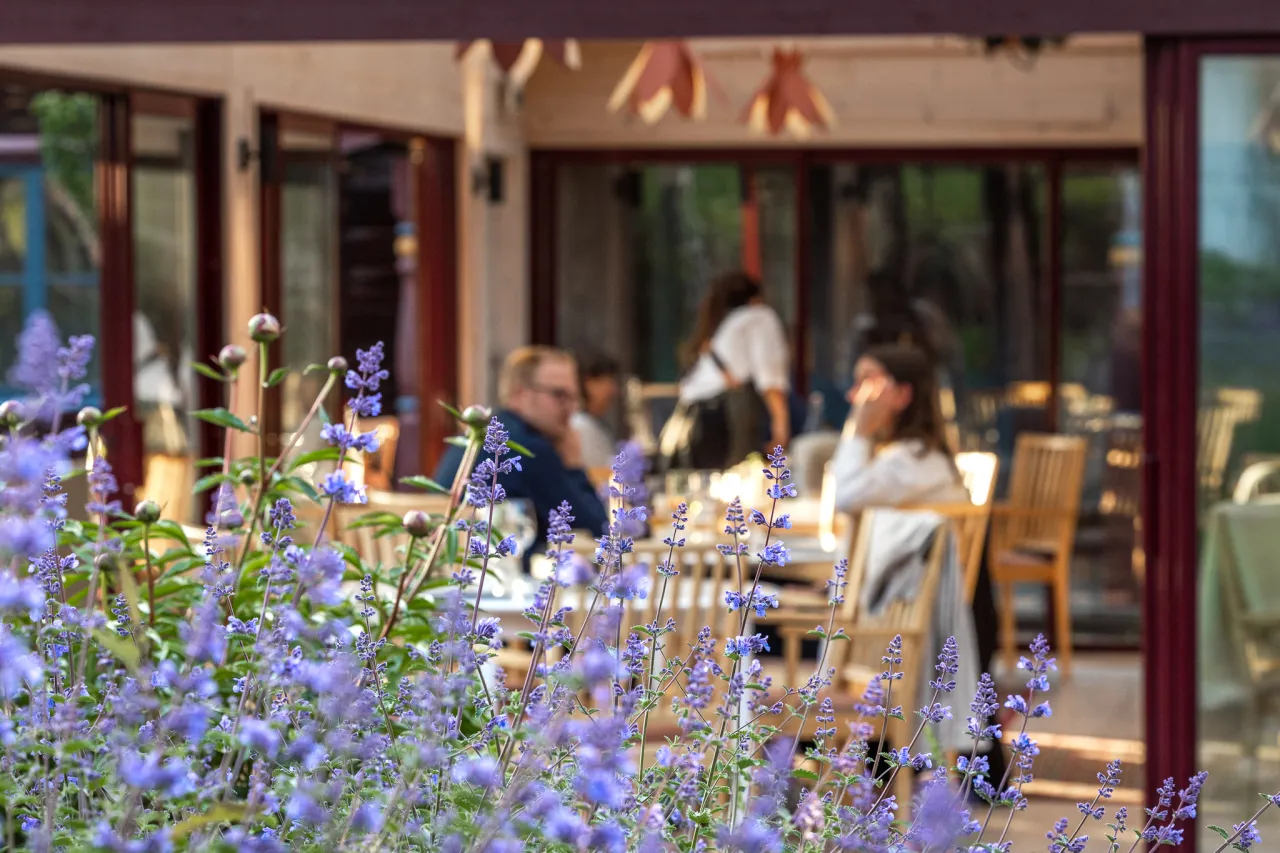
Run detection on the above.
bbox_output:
[0,312,1273,852]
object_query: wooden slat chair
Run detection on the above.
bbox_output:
[990,433,1088,678]
[760,510,951,808]
[559,540,742,738]
[138,452,196,525]
[1098,416,1144,583]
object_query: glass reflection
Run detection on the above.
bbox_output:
[132,110,198,523]
[279,132,337,454]
[1197,55,1280,846]
[0,85,100,405]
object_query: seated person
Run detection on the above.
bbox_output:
[570,350,622,473]
[434,346,609,549]
[830,342,968,511]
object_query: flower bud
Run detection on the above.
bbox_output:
[460,405,492,428]
[327,356,349,374]
[217,344,247,371]
[134,500,162,524]
[95,552,119,574]
[403,510,432,538]
[248,313,281,344]
[77,406,103,427]
[0,399,25,427]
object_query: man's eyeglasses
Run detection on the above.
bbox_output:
[529,384,577,406]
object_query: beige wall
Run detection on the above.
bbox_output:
[0,43,463,132]
[523,36,1143,148]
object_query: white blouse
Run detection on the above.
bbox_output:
[678,304,790,403]
[830,435,970,512]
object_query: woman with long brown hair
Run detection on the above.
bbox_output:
[828,339,1005,796]
[829,342,966,510]
[671,270,790,470]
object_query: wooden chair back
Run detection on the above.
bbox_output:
[1005,433,1088,548]
[1198,388,1261,506]
[561,540,741,732]
[334,488,451,572]
[830,509,949,686]
[138,453,195,524]
[1234,458,1280,504]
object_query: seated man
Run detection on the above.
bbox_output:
[434,346,609,549]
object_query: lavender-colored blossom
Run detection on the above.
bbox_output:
[0,571,45,619]
[320,471,367,505]
[0,629,42,698]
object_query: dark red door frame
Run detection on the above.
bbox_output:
[1142,35,1280,853]
[98,93,140,497]
[415,137,459,473]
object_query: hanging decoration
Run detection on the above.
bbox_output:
[454,40,581,89]
[742,48,834,137]
[607,41,711,124]
[979,36,1068,70]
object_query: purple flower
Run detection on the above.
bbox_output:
[321,423,380,453]
[1235,821,1262,850]
[605,563,650,601]
[8,310,61,398]
[285,790,329,826]
[0,571,45,619]
[930,636,959,692]
[119,752,194,797]
[0,629,42,698]
[724,588,779,617]
[725,634,771,657]
[298,547,346,606]
[239,718,282,757]
[320,471,367,505]
[452,756,501,789]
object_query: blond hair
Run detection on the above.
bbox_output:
[498,346,575,405]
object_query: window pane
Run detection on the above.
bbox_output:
[0,286,21,382]
[0,84,101,406]
[132,111,199,523]
[280,155,337,452]
[807,163,1051,450]
[338,132,415,484]
[1197,54,1280,844]
[1058,163,1144,647]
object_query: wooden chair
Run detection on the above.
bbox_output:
[138,453,196,524]
[1197,388,1261,511]
[764,509,951,807]
[560,540,742,738]
[990,433,1088,678]
[1098,416,1144,583]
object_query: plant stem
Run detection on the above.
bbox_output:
[142,521,155,626]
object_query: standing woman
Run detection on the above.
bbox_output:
[672,270,791,470]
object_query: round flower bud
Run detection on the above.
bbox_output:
[248,313,282,344]
[217,344,247,371]
[76,406,103,427]
[0,399,26,427]
[134,500,162,525]
[327,356,349,374]
[95,552,119,574]
[219,507,245,529]
[403,509,432,538]
[460,405,492,428]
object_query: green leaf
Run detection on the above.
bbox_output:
[193,473,236,495]
[290,447,342,470]
[193,407,253,433]
[191,361,228,382]
[195,457,225,469]
[506,438,534,457]
[100,406,128,424]
[92,629,139,673]
[265,367,291,388]
[1209,827,1231,840]
[171,803,248,840]
[438,401,463,419]
[445,435,469,448]
[400,475,449,495]
[118,561,142,628]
